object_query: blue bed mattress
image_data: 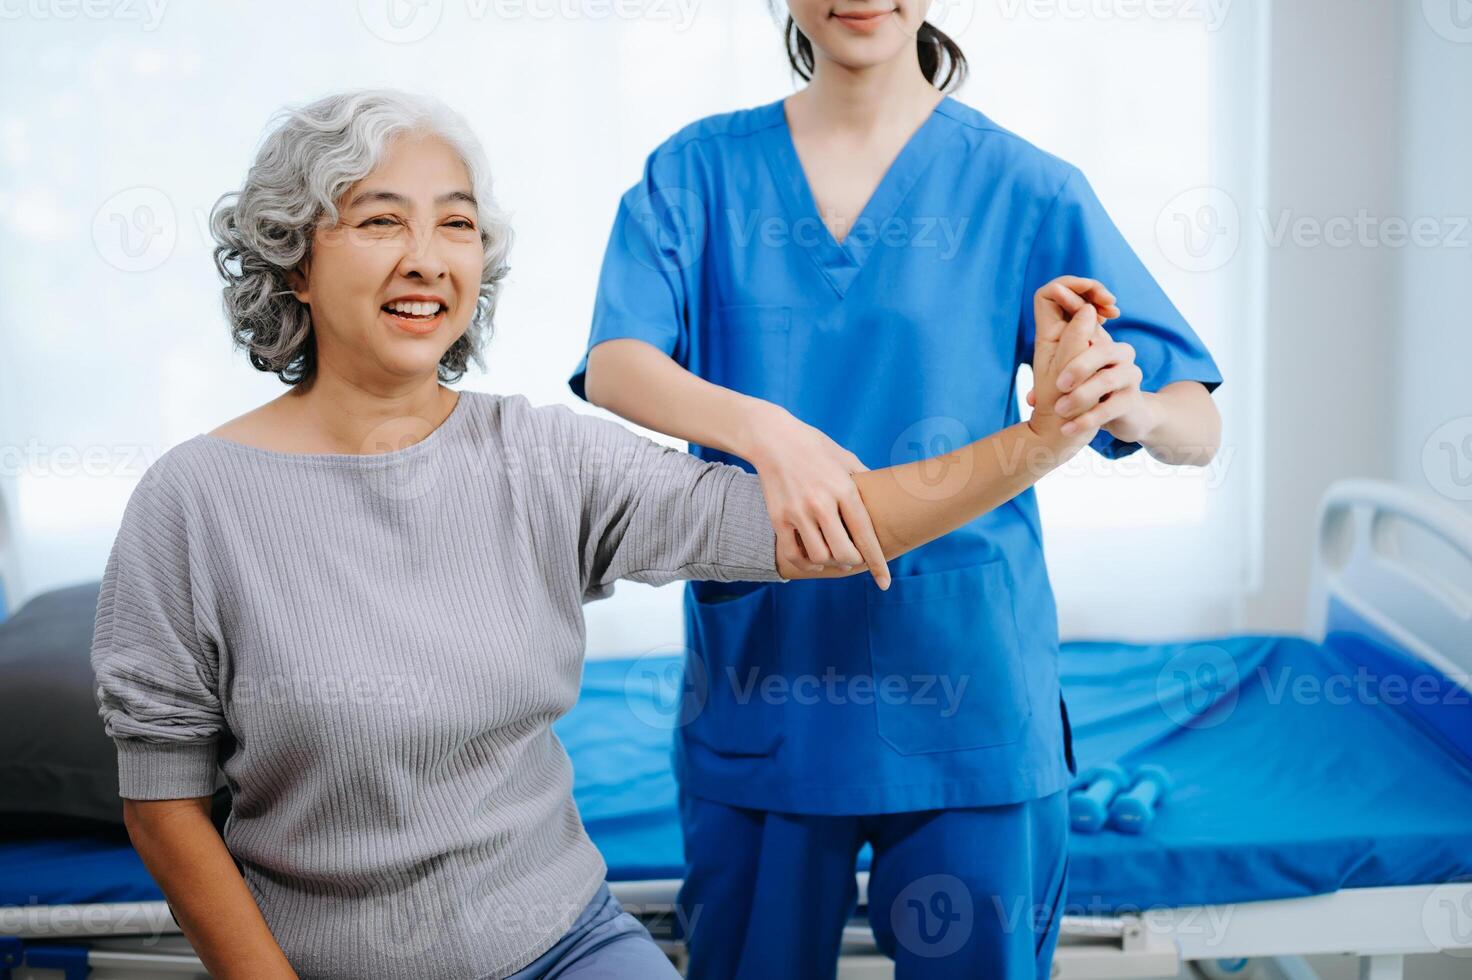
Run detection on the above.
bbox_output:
[6,634,1471,913]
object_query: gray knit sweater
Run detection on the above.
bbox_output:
[89,389,784,979]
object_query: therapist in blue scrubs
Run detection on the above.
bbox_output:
[569,3,1225,977]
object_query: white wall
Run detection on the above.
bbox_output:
[1235,0,1403,634]
[1393,2,1472,512]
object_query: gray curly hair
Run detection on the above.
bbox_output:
[209,89,512,385]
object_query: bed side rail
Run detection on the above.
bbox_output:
[1308,479,1472,689]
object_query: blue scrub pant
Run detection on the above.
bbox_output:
[677,789,1069,980]
[503,881,679,979]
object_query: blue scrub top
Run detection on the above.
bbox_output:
[568,96,1223,816]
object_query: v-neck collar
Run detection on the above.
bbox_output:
[758,95,959,298]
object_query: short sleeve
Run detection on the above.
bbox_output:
[567,154,700,401]
[90,465,225,800]
[1019,167,1224,460]
[545,405,785,601]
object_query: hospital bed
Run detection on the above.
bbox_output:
[1,478,1469,979]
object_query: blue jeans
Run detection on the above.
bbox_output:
[499,881,678,979]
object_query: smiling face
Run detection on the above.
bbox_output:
[788,0,932,70]
[288,132,484,384]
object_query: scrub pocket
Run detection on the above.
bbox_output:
[706,305,791,406]
[681,580,784,758]
[865,559,1032,755]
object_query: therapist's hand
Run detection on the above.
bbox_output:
[736,402,891,589]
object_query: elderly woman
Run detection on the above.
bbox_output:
[90,89,1105,980]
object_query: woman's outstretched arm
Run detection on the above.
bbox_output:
[776,290,1106,585]
[586,276,1120,590]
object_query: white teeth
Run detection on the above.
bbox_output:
[385,301,443,317]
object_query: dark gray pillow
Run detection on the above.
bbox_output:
[0,582,230,834]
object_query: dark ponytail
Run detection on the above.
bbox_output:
[782,15,968,92]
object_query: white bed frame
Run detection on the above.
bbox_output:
[4,479,1470,979]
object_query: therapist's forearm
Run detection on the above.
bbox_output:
[584,338,769,454]
[123,797,298,979]
[1131,382,1222,466]
[776,420,1082,581]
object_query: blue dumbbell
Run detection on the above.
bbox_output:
[1068,763,1128,834]
[1108,764,1173,834]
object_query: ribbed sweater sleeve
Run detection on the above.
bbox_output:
[90,464,224,801]
[535,402,784,600]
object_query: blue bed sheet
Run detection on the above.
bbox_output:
[6,634,1471,913]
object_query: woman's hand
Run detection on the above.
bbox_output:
[1028,277,1115,451]
[1024,276,1159,442]
[738,401,891,589]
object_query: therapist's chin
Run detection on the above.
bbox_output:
[813,19,914,63]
